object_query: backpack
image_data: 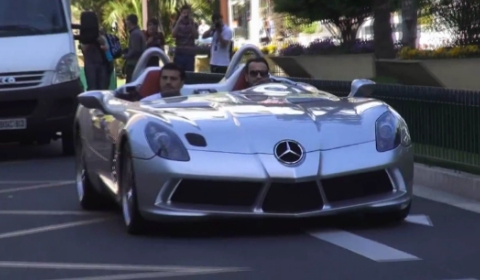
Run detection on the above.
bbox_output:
[105,34,122,59]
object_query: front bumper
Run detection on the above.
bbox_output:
[133,141,414,221]
[0,79,83,142]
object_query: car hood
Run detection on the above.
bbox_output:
[139,94,389,154]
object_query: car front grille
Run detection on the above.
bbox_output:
[262,181,324,213]
[170,179,263,207]
[168,170,393,214]
[321,170,393,203]
[0,71,45,90]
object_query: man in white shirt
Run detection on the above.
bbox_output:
[202,13,233,74]
[198,20,210,37]
[141,63,185,101]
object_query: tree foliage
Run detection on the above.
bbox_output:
[71,0,111,21]
[273,0,373,46]
[428,0,480,45]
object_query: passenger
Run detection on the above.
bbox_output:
[244,57,270,88]
[141,63,185,101]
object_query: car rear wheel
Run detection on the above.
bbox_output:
[120,144,148,235]
[75,132,107,210]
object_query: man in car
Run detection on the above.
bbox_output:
[244,57,270,87]
[141,63,185,101]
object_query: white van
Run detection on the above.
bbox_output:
[0,0,83,155]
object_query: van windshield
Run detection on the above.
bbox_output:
[0,0,67,38]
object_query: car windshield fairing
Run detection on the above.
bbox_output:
[140,81,339,108]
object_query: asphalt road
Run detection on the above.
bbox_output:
[1,141,480,280]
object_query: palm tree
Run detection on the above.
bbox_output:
[101,0,214,46]
[159,0,215,45]
[102,0,143,46]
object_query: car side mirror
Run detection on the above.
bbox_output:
[114,84,139,101]
[348,79,376,98]
[77,91,108,114]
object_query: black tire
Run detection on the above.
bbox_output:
[62,129,75,156]
[19,140,34,146]
[120,143,149,235]
[75,131,108,210]
[366,202,411,225]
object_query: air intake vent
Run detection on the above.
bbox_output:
[185,133,206,147]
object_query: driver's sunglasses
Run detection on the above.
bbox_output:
[249,70,269,78]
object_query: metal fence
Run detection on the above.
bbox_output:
[184,72,480,174]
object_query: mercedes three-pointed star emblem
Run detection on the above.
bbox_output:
[274,140,304,165]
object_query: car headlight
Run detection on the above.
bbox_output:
[375,110,411,152]
[52,53,80,84]
[144,122,190,161]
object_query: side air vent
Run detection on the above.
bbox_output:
[185,133,206,147]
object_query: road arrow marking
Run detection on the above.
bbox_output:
[308,229,421,262]
[405,214,433,226]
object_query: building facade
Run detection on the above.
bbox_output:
[220,0,270,44]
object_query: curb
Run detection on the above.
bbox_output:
[414,163,480,201]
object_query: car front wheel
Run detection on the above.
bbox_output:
[120,143,149,235]
[75,131,108,210]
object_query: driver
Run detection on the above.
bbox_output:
[244,57,270,87]
[141,63,185,101]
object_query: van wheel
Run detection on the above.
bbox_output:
[62,129,75,156]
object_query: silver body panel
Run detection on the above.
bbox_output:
[133,142,412,220]
[76,77,414,221]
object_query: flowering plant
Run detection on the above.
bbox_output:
[398,45,480,59]
[279,43,305,56]
[279,39,376,56]
[261,44,277,55]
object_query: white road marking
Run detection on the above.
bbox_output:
[0,261,250,280]
[0,261,246,272]
[308,229,421,262]
[0,217,111,240]
[0,180,75,184]
[48,269,249,280]
[0,210,105,216]
[0,181,74,194]
[414,184,480,214]
[405,214,434,226]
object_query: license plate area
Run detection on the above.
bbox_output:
[0,118,27,130]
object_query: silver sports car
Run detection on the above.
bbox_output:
[74,45,413,235]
